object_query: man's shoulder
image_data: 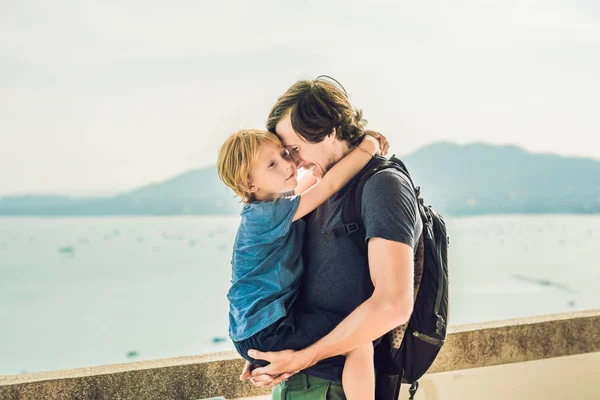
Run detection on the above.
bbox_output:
[362,167,414,196]
[358,167,419,220]
[358,164,423,247]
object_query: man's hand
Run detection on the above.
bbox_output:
[239,360,293,389]
[365,130,389,156]
[248,348,314,380]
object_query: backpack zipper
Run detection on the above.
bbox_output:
[434,244,445,334]
[430,209,447,336]
[412,330,445,347]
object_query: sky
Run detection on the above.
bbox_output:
[1,0,599,196]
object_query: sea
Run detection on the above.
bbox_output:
[0,215,598,375]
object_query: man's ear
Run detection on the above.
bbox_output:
[325,127,337,144]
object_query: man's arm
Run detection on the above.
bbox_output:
[247,170,419,384]
[303,238,414,362]
[248,238,414,377]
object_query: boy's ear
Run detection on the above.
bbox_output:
[241,181,257,193]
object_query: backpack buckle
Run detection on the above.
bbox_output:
[345,223,359,234]
[322,223,360,242]
[436,315,446,336]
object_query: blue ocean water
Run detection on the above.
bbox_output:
[0,215,598,375]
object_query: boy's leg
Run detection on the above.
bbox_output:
[342,343,374,400]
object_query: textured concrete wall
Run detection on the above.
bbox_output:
[429,309,600,373]
[1,310,599,400]
[397,351,600,400]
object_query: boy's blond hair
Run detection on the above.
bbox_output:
[217,129,283,202]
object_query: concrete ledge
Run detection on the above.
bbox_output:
[430,309,600,373]
[399,352,600,400]
[1,309,599,400]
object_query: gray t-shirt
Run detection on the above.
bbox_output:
[298,159,423,381]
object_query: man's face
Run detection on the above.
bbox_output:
[274,114,335,178]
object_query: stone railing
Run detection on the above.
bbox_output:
[1,309,599,399]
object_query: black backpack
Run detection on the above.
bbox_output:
[326,155,450,400]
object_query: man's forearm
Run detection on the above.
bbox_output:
[302,292,412,366]
[301,239,415,366]
[246,213,415,381]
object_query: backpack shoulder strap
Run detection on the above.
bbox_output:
[330,155,412,256]
[341,167,369,255]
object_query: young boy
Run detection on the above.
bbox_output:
[217,129,381,400]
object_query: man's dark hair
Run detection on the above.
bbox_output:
[266,76,367,147]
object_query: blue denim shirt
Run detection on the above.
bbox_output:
[227,196,305,342]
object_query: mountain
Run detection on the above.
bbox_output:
[0,167,240,216]
[1,142,598,216]
[402,142,600,215]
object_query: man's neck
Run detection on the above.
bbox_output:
[322,140,353,179]
[332,139,353,164]
[320,138,354,177]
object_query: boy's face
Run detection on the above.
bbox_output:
[248,142,298,200]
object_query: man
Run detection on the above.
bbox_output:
[241,77,423,399]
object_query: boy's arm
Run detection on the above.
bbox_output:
[293,173,318,195]
[291,136,379,222]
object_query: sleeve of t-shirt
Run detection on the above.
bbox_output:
[267,195,301,240]
[361,169,419,248]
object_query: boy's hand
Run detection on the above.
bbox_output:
[365,130,389,156]
[359,134,380,157]
[239,360,253,381]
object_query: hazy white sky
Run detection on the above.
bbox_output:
[1,0,599,195]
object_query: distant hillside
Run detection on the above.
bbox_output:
[1,142,598,216]
[403,142,600,215]
[0,167,240,216]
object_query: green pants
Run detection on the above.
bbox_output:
[271,373,345,400]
